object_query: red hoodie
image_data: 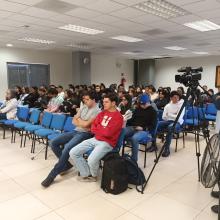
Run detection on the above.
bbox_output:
[91,110,123,147]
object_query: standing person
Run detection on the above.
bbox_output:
[69,93,123,182]
[124,94,157,162]
[214,87,220,133]
[0,89,18,120]
[41,91,100,187]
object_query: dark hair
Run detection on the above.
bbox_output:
[65,89,74,98]
[24,87,30,94]
[47,88,58,95]
[58,85,63,89]
[170,90,180,98]
[177,86,185,94]
[120,94,132,114]
[149,85,156,93]
[38,88,46,93]
[83,91,96,101]
[9,89,17,99]
[104,93,118,104]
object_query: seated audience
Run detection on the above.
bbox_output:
[154,91,185,157]
[57,85,65,99]
[148,85,159,102]
[18,87,29,105]
[0,89,18,120]
[41,91,100,187]
[124,94,157,162]
[34,88,49,111]
[23,86,39,108]
[154,89,169,110]
[59,89,79,116]
[69,93,123,182]
[15,86,22,100]
[118,94,133,127]
[45,88,63,113]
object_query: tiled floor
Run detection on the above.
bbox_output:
[0,130,218,220]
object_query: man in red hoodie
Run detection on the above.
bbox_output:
[69,93,123,182]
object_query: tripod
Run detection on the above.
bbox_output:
[143,81,211,191]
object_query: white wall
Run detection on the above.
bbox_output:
[91,54,134,89]
[155,55,220,92]
[0,47,72,99]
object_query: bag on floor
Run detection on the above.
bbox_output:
[123,154,146,193]
[101,152,128,195]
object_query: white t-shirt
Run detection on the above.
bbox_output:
[162,100,185,125]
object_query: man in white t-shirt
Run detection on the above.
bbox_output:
[157,91,185,157]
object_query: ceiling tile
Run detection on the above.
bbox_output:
[110,7,145,19]
[7,0,43,6]
[65,7,102,19]
[110,0,144,6]
[60,0,97,7]
[9,14,41,24]
[0,10,13,18]
[22,7,60,18]
[0,0,29,12]
[85,0,125,13]
[91,14,120,24]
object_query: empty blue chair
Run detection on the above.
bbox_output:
[3,107,29,142]
[47,117,76,141]
[205,103,217,122]
[32,114,66,160]
[24,112,53,151]
[13,109,41,148]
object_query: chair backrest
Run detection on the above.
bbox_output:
[50,114,66,131]
[29,109,41,124]
[206,103,217,115]
[186,106,199,119]
[114,128,126,152]
[41,112,53,128]
[63,117,76,132]
[17,107,29,121]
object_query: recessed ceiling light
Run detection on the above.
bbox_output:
[111,36,143,42]
[59,24,104,35]
[6,43,13,47]
[184,20,220,32]
[134,0,189,19]
[193,51,209,55]
[164,46,186,51]
[18,37,55,44]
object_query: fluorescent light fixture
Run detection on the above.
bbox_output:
[67,43,91,49]
[164,46,186,51]
[18,37,55,44]
[111,36,143,42]
[59,24,104,35]
[134,0,189,19]
[123,52,136,55]
[184,20,220,32]
[193,51,209,55]
[6,43,13,47]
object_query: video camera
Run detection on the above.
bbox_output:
[175,67,203,87]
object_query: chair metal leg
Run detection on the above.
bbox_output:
[3,126,5,139]
[45,139,49,160]
[144,145,147,168]
[31,134,36,153]
[183,132,185,148]
[31,145,46,160]
[20,130,23,148]
[11,128,14,143]
[23,131,27,148]
[175,138,178,152]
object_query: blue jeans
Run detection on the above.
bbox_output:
[157,120,181,151]
[48,131,93,178]
[69,137,112,177]
[0,113,7,120]
[124,126,150,162]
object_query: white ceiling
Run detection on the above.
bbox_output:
[0,0,220,59]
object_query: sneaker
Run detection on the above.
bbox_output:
[211,191,220,199]
[60,163,73,176]
[162,149,170,157]
[77,176,98,182]
[211,205,219,214]
[146,145,158,152]
[41,176,54,188]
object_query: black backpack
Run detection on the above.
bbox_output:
[123,154,147,194]
[101,152,128,195]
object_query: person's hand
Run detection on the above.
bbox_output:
[135,126,143,131]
